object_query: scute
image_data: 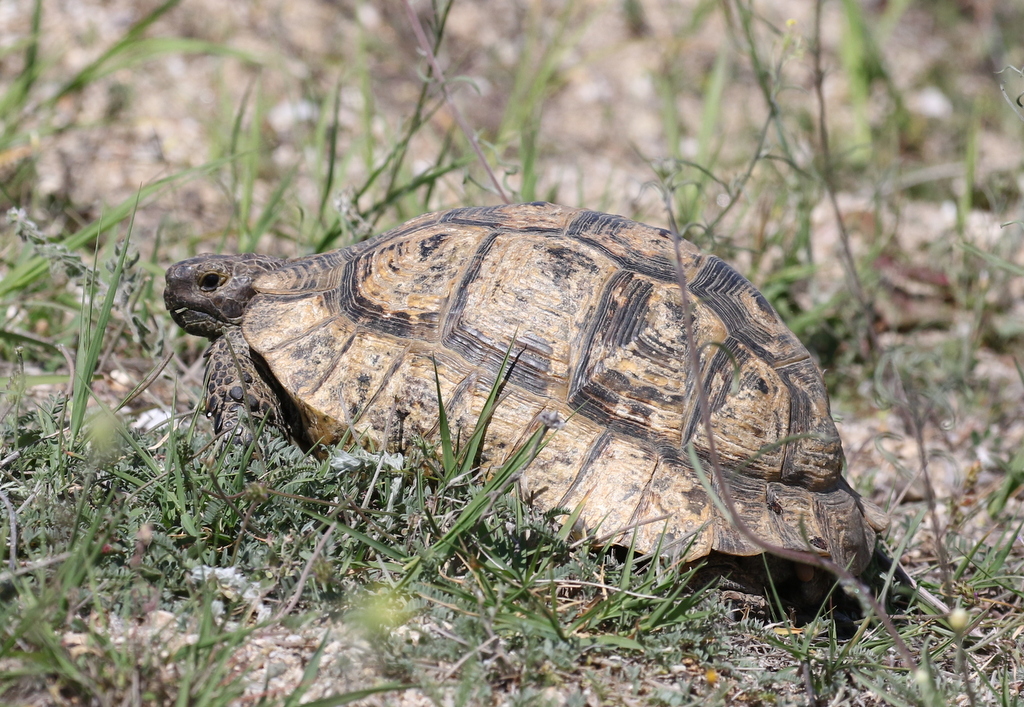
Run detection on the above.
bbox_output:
[239,202,885,576]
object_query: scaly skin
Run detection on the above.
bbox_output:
[202,327,282,441]
[164,253,287,441]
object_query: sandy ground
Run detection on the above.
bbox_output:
[2,0,1024,703]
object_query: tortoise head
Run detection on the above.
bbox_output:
[164,253,286,339]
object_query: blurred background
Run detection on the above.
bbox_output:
[2,0,1024,701]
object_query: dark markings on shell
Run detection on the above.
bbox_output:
[564,211,677,281]
[774,358,840,490]
[272,251,350,294]
[571,271,653,397]
[440,206,507,229]
[544,244,597,284]
[302,330,357,400]
[350,339,412,426]
[604,272,652,347]
[504,347,555,396]
[252,292,344,353]
[710,339,747,411]
[441,230,501,361]
[342,255,434,338]
[197,202,886,581]
[439,231,554,397]
[566,209,630,238]
[688,256,777,364]
[418,232,447,259]
[520,224,566,233]
[568,380,659,443]
[679,340,742,448]
[347,218,442,261]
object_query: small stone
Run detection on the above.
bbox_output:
[266,660,288,679]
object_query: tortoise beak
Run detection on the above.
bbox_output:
[164,257,242,337]
[167,305,229,339]
[164,253,287,338]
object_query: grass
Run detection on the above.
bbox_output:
[2,0,1024,704]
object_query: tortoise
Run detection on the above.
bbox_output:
[165,202,888,599]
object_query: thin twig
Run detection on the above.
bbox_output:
[811,0,880,360]
[402,0,510,204]
[438,635,500,681]
[530,578,663,601]
[802,660,818,706]
[717,2,918,668]
[57,343,76,400]
[362,0,455,226]
[274,522,337,620]
[997,65,1024,123]
[115,348,174,411]
[660,192,919,671]
[0,451,21,471]
[583,512,673,548]
[890,373,952,601]
[0,552,71,583]
[707,109,773,233]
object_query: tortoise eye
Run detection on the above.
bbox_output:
[199,272,224,292]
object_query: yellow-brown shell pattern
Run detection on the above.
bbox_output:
[243,202,887,574]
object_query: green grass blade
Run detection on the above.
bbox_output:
[457,344,520,475]
[0,0,42,120]
[961,242,1024,277]
[317,83,343,227]
[69,221,133,441]
[49,0,184,104]
[432,358,456,477]
[244,167,295,252]
[0,159,235,299]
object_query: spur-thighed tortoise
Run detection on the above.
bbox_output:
[165,202,888,595]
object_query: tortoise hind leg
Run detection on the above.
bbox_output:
[204,328,283,442]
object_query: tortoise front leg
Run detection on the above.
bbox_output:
[204,328,283,441]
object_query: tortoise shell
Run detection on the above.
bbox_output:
[165,202,888,579]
